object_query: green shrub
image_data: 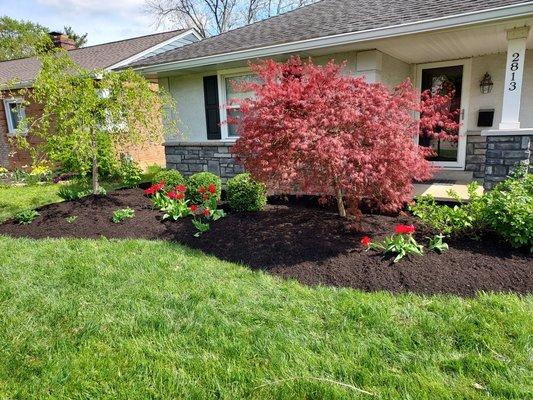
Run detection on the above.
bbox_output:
[14,209,39,224]
[409,182,485,236]
[152,169,185,190]
[143,164,164,183]
[57,179,93,201]
[112,207,135,223]
[483,166,532,250]
[186,172,221,204]
[119,159,143,188]
[226,173,267,212]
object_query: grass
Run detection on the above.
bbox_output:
[0,184,62,222]
[0,237,531,399]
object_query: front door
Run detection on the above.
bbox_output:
[416,60,470,169]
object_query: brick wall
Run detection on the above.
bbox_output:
[1,89,165,171]
[0,92,43,169]
[165,141,243,182]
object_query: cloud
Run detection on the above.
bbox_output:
[37,0,145,16]
[33,0,163,44]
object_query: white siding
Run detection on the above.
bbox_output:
[164,49,533,141]
[167,73,207,141]
[467,49,533,130]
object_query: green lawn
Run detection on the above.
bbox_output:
[0,184,62,222]
[0,185,531,399]
[0,237,531,399]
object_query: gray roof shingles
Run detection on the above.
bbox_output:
[129,0,531,68]
[0,29,186,84]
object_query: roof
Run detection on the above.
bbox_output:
[129,0,533,69]
[0,29,188,85]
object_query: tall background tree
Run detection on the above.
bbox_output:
[20,50,175,194]
[144,0,317,38]
[63,26,88,48]
[0,16,88,61]
[0,16,50,61]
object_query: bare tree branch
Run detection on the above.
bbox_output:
[144,0,319,38]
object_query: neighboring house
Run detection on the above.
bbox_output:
[0,29,201,170]
[127,0,533,190]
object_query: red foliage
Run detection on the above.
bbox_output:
[419,89,460,143]
[230,57,435,215]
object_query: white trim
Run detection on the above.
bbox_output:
[415,58,472,170]
[482,128,533,136]
[107,29,201,70]
[132,2,533,73]
[3,97,27,136]
[217,67,253,140]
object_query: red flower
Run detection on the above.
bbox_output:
[395,224,415,235]
[189,204,198,213]
[208,183,216,194]
[144,180,165,196]
[167,190,178,199]
[360,236,372,247]
[176,192,185,200]
[202,208,210,216]
[198,186,206,194]
[176,184,186,193]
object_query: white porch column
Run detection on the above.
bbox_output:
[499,26,530,130]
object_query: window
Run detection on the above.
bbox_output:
[3,98,27,135]
[221,74,257,139]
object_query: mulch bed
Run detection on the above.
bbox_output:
[1,188,531,296]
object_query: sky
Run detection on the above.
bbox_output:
[0,0,172,45]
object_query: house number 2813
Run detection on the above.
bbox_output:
[509,52,520,91]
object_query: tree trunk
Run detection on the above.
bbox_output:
[91,128,100,195]
[335,186,346,218]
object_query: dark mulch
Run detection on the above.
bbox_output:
[1,188,531,296]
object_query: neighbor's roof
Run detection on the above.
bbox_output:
[0,29,188,85]
[129,0,533,69]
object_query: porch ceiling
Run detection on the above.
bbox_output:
[299,16,533,64]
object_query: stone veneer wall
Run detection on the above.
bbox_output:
[483,135,532,189]
[165,137,532,190]
[164,141,242,182]
[465,132,487,182]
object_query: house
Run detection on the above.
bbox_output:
[0,28,201,170]
[125,0,533,192]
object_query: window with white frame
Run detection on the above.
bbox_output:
[221,74,258,138]
[3,98,27,135]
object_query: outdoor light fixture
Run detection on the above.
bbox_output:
[480,72,494,94]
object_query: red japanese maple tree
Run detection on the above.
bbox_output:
[230,57,440,218]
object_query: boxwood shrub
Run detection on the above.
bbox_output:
[186,172,222,204]
[226,173,267,212]
[152,169,185,190]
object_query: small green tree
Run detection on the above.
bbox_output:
[24,50,176,194]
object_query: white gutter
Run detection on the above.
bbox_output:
[107,29,201,70]
[132,2,533,73]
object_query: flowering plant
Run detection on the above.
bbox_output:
[428,234,449,253]
[361,224,423,263]
[144,180,169,209]
[189,182,226,236]
[161,185,190,221]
